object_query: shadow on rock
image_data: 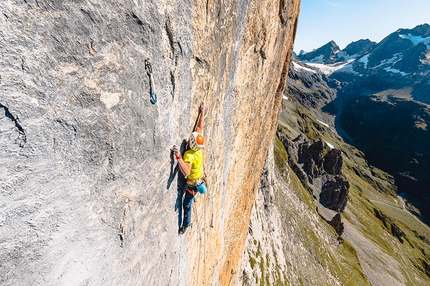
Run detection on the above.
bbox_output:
[167,140,188,230]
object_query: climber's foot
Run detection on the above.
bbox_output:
[179,225,187,235]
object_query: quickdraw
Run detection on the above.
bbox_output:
[144,58,158,104]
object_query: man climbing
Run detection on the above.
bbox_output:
[171,102,206,235]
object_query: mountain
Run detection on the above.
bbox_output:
[297,24,430,225]
[298,40,341,64]
[341,39,376,58]
[298,24,430,101]
[298,39,377,65]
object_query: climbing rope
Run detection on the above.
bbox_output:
[178,236,181,285]
[144,58,158,104]
[195,107,208,285]
[192,199,202,285]
[190,191,209,285]
[204,190,207,285]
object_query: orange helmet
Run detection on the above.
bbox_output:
[189,132,204,150]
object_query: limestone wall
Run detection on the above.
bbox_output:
[0,0,300,285]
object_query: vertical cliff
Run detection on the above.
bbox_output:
[0,0,300,285]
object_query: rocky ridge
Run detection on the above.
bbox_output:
[297,24,430,100]
[278,134,349,230]
[298,40,341,64]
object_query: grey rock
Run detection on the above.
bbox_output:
[323,148,343,175]
[0,0,301,285]
[328,212,344,236]
[320,175,350,212]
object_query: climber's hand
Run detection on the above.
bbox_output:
[170,144,180,157]
[199,102,205,114]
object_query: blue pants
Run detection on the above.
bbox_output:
[182,188,196,228]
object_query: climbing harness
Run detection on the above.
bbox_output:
[187,177,207,195]
[144,58,158,104]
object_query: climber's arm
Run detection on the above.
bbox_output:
[195,102,205,133]
[171,144,191,177]
[177,158,191,177]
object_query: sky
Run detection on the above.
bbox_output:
[294,0,430,53]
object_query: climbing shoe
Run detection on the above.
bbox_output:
[179,226,187,235]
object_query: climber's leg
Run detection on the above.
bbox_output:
[182,189,196,229]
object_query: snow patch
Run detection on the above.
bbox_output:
[358,54,369,68]
[384,67,407,76]
[372,53,402,69]
[306,60,354,75]
[292,61,316,73]
[400,33,430,46]
[317,120,329,128]
[325,141,334,149]
[283,95,289,101]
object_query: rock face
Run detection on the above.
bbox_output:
[237,143,352,285]
[323,148,343,175]
[0,1,300,285]
[320,175,349,211]
[328,212,344,236]
[280,133,350,214]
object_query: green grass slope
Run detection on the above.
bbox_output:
[277,92,430,285]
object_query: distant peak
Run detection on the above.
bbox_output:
[343,39,376,56]
[397,23,430,37]
[296,41,341,64]
[324,40,340,49]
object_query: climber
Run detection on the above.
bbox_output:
[171,102,207,235]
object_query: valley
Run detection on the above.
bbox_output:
[297,23,430,225]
